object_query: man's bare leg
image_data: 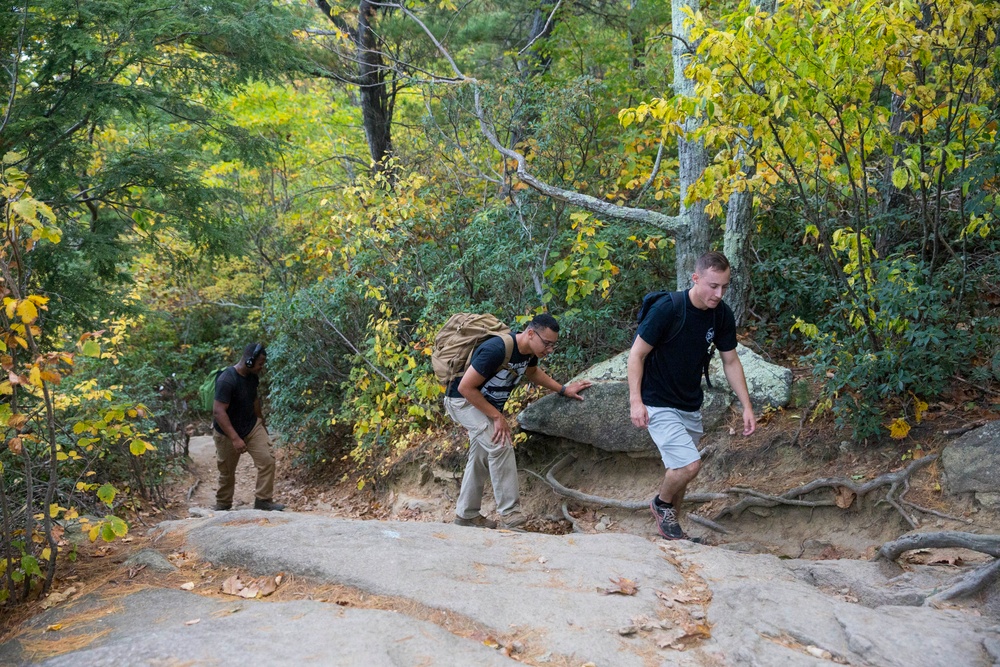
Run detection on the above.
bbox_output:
[657,460,701,508]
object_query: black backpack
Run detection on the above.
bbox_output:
[636,290,719,388]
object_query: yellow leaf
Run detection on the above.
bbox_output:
[16,300,38,324]
[889,418,911,440]
[914,398,929,424]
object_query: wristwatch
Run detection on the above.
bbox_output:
[558,384,566,396]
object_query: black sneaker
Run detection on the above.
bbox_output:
[649,497,686,540]
[254,499,286,511]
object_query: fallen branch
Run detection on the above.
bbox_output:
[873,531,1000,562]
[688,513,730,535]
[927,558,1000,605]
[186,479,200,503]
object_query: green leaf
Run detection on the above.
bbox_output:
[96,483,117,506]
[81,340,101,357]
[101,523,116,542]
[22,555,42,578]
[891,168,908,189]
[108,515,129,537]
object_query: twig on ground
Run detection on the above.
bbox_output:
[186,479,200,503]
[900,501,972,524]
[790,398,820,448]
[942,420,990,436]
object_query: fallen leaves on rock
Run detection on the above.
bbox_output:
[41,586,77,610]
[601,577,638,596]
[221,573,283,599]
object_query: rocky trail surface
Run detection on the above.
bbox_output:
[4,426,1000,667]
[2,508,998,666]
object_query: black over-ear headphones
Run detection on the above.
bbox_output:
[245,343,264,368]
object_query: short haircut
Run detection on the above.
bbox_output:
[695,251,730,274]
[243,342,266,362]
[526,312,560,334]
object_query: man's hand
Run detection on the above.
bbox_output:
[491,414,512,447]
[630,401,649,428]
[742,406,757,436]
[562,380,592,400]
[233,438,248,454]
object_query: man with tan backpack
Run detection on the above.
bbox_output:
[434,312,591,530]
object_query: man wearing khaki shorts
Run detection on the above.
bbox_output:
[212,342,284,512]
[628,251,756,540]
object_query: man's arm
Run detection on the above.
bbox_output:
[719,349,756,435]
[627,336,653,428]
[213,400,247,453]
[457,368,512,447]
[523,366,592,400]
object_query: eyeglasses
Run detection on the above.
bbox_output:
[537,334,558,350]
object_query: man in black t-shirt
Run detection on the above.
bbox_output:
[445,313,591,530]
[212,342,284,512]
[628,251,756,540]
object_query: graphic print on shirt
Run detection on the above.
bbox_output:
[479,358,532,409]
[705,327,715,345]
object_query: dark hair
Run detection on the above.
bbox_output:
[526,313,559,334]
[243,342,266,367]
[695,251,730,274]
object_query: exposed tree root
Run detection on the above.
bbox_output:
[873,531,1000,562]
[875,531,1000,606]
[560,502,582,533]
[927,559,1000,606]
[538,454,944,533]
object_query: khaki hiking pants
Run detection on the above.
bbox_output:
[214,419,275,505]
[444,397,520,520]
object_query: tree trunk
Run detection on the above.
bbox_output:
[315,0,395,173]
[671,0,709,288]
[723,165,754,325]
[356,0,394,171]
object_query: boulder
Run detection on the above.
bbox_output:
[942,420,1000,496]
[707,343,793,409]
[517,344,791,453]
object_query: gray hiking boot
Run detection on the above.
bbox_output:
[454,514,497,529]
[499,511,527,531]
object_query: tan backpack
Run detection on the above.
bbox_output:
[431,313,514,385]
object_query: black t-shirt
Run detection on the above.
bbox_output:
[445,333,538,411]
[636,291,737,411]
[213,366,260,439]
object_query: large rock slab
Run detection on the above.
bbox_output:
[10,588,513,667]
[5,512,997,666]
[517,343,790,453]
[942,421,1000,499]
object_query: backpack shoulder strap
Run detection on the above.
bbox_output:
[663,290,688,345]
[500,333,515,370]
